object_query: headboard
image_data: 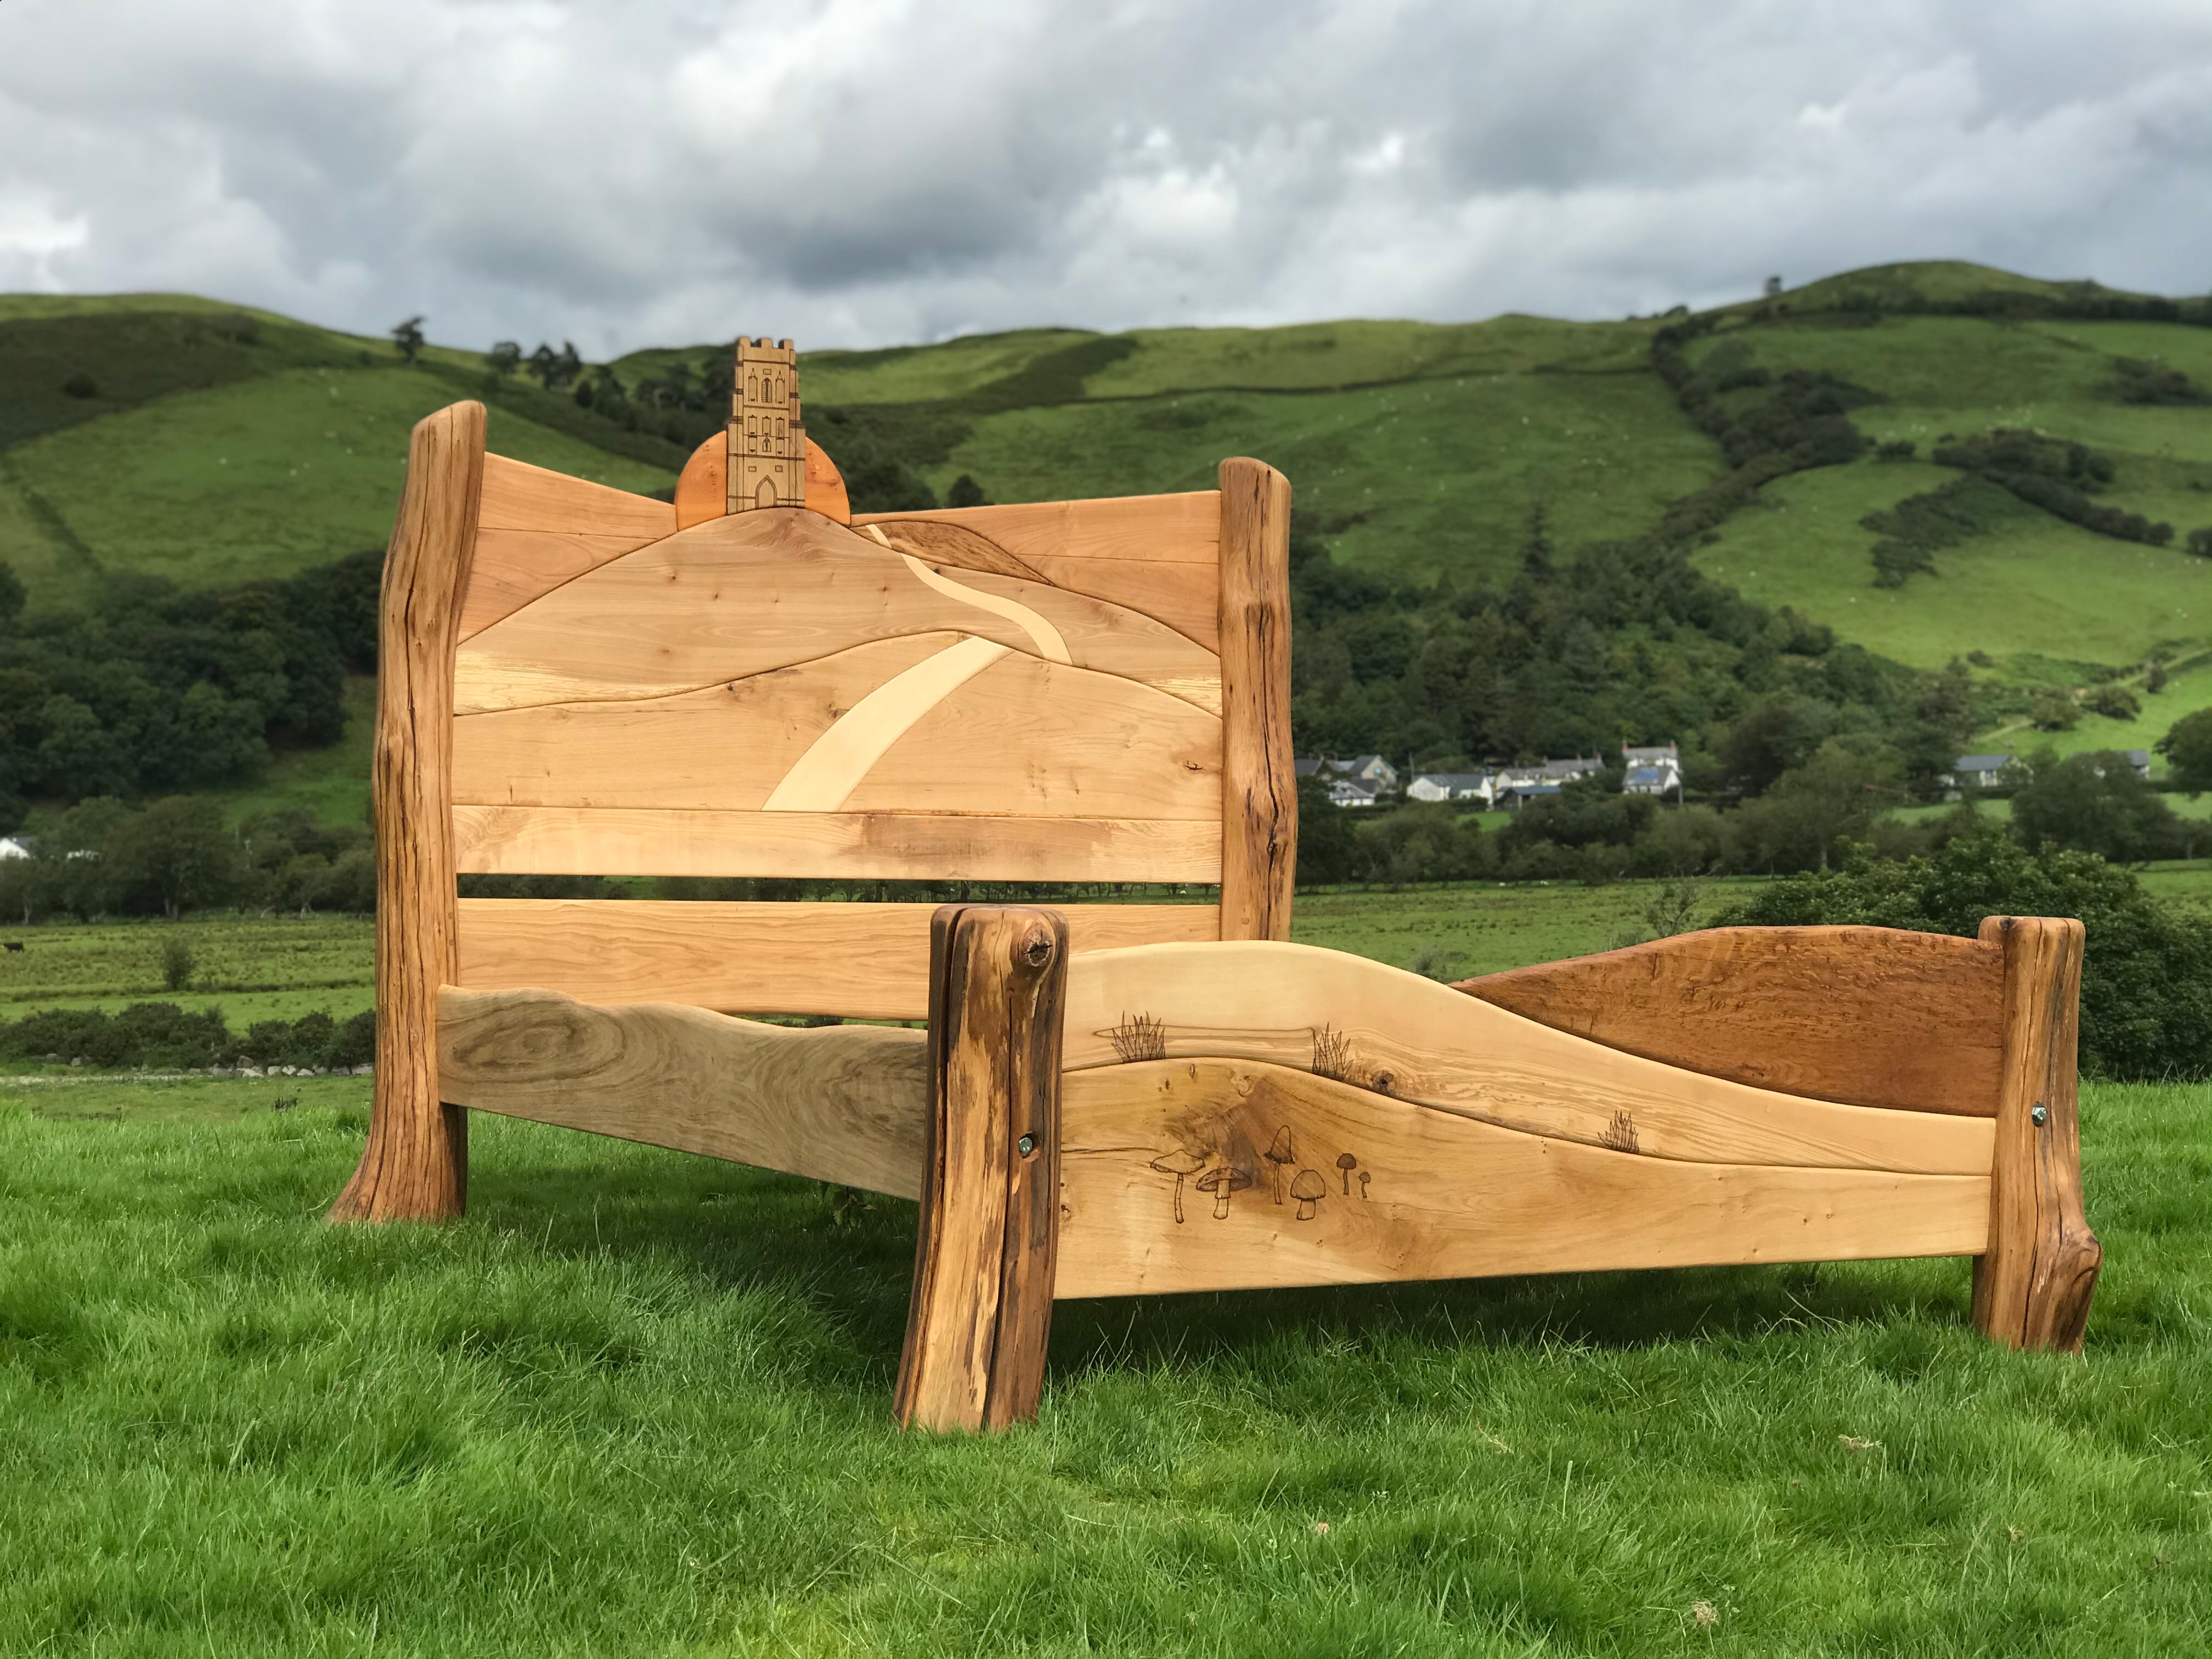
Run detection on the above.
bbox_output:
[376,393,1294,1030]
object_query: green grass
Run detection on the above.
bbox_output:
[943,369,1717,589]
[219,674,377,830]
[1692,458,2212,670]
[1,366,672,607]
[0,914,372,1026]
[1291,877,1769,979]
[0,1069,2204,1654]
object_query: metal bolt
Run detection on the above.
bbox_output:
[2030,1103,2049,1127]
[1018,1134,1036,1156]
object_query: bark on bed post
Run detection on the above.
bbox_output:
[896,905,1068,1431]
[1971,915,2101,1351]
[330,402,484,1223]
[1217,457,1295,942]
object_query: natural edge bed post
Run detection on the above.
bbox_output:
[329,402,486,1223]
[1217,457,1295,942]
[895,904,1069,1432]
[1971,914,2101,1351]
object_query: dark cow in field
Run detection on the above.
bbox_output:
[2,942,21,953]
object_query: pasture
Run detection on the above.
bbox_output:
[1,876,2208,1651]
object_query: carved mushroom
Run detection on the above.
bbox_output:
[1290,1167,1327,1221]
[1358,1169,1371,1200]
[1195,1165,1254,1220]
[1264,1127,1296,1203]
[1337,1152,1359,1195]
[1150,1148,1207,1223]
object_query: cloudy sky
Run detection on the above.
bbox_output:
[4,0,2210,358]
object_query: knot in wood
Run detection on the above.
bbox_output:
[1021,930,1056,968]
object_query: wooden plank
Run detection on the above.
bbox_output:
[454,641,1221,820]
[1216,458,1295,941]
[454,897,1223,1020]
[1054,1058,1991,1299]
[330,402,485,1223]
[856,490,1218,566]
[1023,556,1220,652]
[453,804,1224,882]
[804,439,851,523]
[674,432,725,530]
[455,510,1221,714]
[477,452,675,540]
[458,527,663,641]
[437,986,928,1198]
[1458,926,2004,1116]
[1062,941,1994,1176]
[1971,916,2101,1352]
[898,906,1067,1432]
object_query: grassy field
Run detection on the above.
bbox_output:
[2,871,2208,1650]
[1,1068,2205,1654]
[0,913,372,1026]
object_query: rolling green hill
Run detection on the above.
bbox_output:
[8,262,2212,824]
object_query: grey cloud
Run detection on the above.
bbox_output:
[2,0,2209,357]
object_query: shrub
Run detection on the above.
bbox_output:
[2082,683,2141,721]
[160,936,194,991]
[1712,831,2212,1079]
[2157,707,2212,793]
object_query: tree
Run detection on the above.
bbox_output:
[946,475,987,509]
[2189,527,2212,558]
[109,795,243,918]
[2010,748,2181,862]
[1294,772,1363,885]
[487,341,522,377]
[391,316,426,366]
[2157,707,2212,793]
[1764,275,1783,297]
[1712,828,2212,1080]
[2082,683,2141,721]
[1730,740,1905,872]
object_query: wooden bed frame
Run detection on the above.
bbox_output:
[337,386,2100,1434]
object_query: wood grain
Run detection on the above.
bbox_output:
[1971,916,2101,1352]
[1023,556,1220,652]
[1216,458,1295,942]
[804,439,851,523]
[1458,926,2005,1116]
[459,528,665,642]
[330,401,486,1223]
[856,494,1222,650]
[1054,1058,1991,1299]
[674,431,726,530]
[1062,941,1994,1176]
[454,897,1222,1020]
[477,452,674,540]
[453,804,1224,882]
[437,986,928,1197]
[897,906,1068,1432]
[455,509,1222,715]
[862,518,1046,582]
[453,640,1222,820]
[856,491,1217,565]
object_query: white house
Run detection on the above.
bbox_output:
[1296,754,1401,803]
[1949,753,2025,791]
[1327,778,1379,808]
[1407,771,1494,805]
[1621,741,1683,797]
[0,837,27,861]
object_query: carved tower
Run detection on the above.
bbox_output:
[726,337,806,512]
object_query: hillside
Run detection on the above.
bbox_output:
[6,263,2212,822]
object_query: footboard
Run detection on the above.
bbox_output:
[1053,941,1994,1296]
[436,909,2098,1432]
